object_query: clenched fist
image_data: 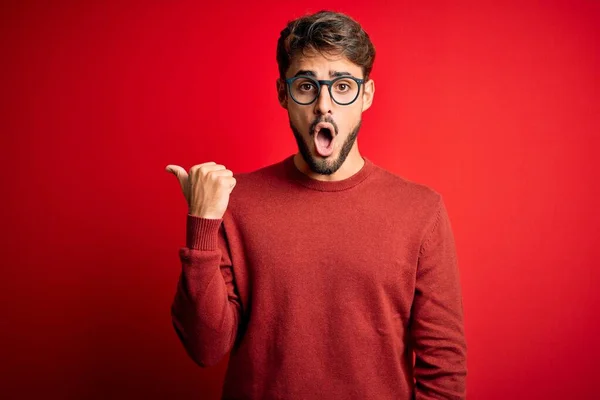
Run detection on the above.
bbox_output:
[165,162,237,219]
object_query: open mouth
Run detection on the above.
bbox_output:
[317,127,333,146]
[314,122,336,157]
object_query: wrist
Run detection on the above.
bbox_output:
[189,208,222,219]
[186,215,222,250]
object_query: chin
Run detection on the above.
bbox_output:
[290,117,360,176]
[307,147,344,175]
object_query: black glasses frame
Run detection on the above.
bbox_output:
[285,75,365,105]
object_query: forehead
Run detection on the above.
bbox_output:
[287,49,362,78]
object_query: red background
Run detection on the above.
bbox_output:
[1,0,599,399]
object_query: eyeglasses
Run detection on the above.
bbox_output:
[285,75,364,106]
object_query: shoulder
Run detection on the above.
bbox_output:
[370,163,449,245]
[231,159,286,192]
[370,162,443,213]
[225,158,289,214]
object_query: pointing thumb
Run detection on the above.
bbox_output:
[165,164,188,192]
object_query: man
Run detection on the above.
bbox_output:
[166,10,467,400]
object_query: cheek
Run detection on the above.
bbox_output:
[339,110,360,133]
[289,109,311,129]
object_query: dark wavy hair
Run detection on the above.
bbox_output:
[276,10,376,81]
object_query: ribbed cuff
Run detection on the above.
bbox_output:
[186,214,223,250]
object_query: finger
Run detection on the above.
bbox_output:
[165,164,189,192]
[208,169,234,177]
[228,177,237,189]
[216,176,236,190]
[189,161,217,170]
[191,163,226,174]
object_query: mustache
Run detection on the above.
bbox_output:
[309,116,338,136]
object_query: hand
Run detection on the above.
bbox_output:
[165,162,236,219]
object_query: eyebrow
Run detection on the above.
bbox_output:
[293,70,354,78]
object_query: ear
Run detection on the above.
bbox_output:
[361,79,375,112]
[276,78,288,109]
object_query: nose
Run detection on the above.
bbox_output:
[313,84,333,116]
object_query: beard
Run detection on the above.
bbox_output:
[289,116,362,175]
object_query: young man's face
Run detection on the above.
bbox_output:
[277,49,375,176]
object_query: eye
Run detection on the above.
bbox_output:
[299,83,315,91]
[334,81,352,92]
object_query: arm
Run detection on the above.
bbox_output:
[171,214,241,367]
[411,196,468,399]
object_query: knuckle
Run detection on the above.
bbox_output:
[191,162,229,181]
[198,166,211,176]
[193,161,215,172]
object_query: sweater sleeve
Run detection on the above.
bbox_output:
[170,214,241,367]
[411,196,468,399]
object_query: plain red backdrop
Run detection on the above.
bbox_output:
[1,0,598,399]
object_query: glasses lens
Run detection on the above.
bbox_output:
[330,78,359,104]
[290,77,319,104]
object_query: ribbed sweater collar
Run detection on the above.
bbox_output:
[283,154,376,192]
